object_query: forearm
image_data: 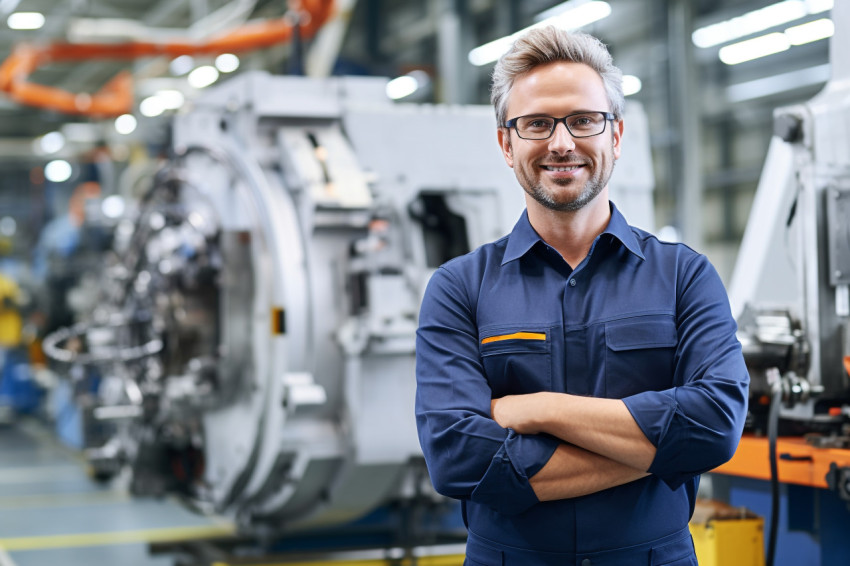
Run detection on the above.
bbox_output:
[531,442,649,501]
[492,392,656,470]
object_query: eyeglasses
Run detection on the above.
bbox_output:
[503,111,616,140]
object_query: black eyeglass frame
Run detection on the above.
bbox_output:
[503,111,617,140]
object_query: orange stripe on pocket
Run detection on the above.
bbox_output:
[481,332,547,344]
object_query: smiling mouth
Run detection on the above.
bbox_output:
[541,165,584,172]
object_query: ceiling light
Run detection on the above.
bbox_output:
[7,11,44,30]
[170,55,195,76]
[468,1,611,67]
[785,18,834,45]
[692,0,833,48]
[468,37,515,67]
[39,131,65,154]
[156,89,185,109]
[719,33,790,65]
[805,0,834,14]
[386,71,430,100]
[45,160,73,183]
[726,63,829,102]
[101,195,126,219]
[622,75,642,96]
[386,76,418,100]
[139,97,165,118]
[115,114,137,134]
[188,66,219,89]
[540,1,612,28]
[215,53,240,73]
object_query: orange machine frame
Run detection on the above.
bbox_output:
[0,0,334,117]
[713,434,850,489]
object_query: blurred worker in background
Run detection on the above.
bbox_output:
[415,27,749,565]
[32,178,105,337]
[29,160,114,446]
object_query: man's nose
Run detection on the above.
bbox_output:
[547,122,576,153]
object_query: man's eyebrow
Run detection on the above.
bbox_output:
[518,110,601,117]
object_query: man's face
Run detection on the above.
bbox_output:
[497,61,623,213]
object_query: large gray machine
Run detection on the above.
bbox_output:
[728,1,850,426]
[43,71,654,535]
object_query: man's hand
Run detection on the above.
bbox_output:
[491,393,551,434]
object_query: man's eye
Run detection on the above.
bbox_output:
[525,119,551,129]
[570,116,593,127]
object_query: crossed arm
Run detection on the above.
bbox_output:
[491,392,655,500]
[416,260,748,512]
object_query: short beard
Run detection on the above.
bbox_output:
[512,138,616,212]
[525,174,606,212]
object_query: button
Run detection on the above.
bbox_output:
[581,559,592,566]
[569,278,577,287]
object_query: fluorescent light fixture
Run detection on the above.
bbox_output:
[385,70,430,100]
[188,65,219,89]
[7,11,44,30]
[726,63,829,102]
[692,0,833,48]
[719,17,833,65]
[468,1,611,67]
[139,96,165,117]
[39,131,65,154]
[785,17,834,45]
[719,33,790,65]
[114,114,137,134]
[170,55,195,76]
[215,53,240,73]
[101,195,126,219]
[155,89,185,110]
[386,75,418,100]
[45,160,73,183]
[622,75,642,96]
[806,0,834,14]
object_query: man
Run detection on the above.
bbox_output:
[415,27,748,565]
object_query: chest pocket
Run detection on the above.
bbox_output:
[605,315,678,398]
[479,327,553,397]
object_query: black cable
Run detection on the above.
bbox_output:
[766,373,783,566]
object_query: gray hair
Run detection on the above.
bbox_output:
[491,27,624,126]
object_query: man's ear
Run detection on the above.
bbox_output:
[612,119,624,160]
[497,127,514,168]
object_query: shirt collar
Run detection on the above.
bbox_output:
[501,202,646,266]
[603,202,646,261]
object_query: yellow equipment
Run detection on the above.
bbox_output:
[690,499,765,566]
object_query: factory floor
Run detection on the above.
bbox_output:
[0,417,233,566]
[0,417,466,566]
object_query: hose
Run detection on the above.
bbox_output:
[765,367,782,566]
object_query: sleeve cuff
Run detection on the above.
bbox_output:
[470,430,559,515]
[623,391,685,488]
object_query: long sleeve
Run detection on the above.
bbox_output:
[415,266,559,515]
[623,254,749,489]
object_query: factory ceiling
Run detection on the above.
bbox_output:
[0,0,833,165]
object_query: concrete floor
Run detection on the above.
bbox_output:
[0,418,233,566]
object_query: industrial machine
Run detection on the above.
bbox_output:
[716,3,850,564]
[40,69,654,544]
[727,3,850,433]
